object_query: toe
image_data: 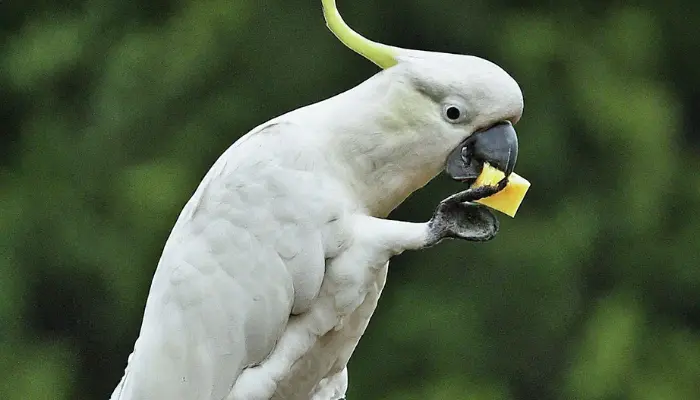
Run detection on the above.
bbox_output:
[445,203,499,242]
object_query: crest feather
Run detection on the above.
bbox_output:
[321,0,399,69]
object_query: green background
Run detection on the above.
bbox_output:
[2,0,699,399]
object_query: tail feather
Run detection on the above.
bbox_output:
[310,367,348,400]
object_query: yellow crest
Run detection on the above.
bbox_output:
[321,0,399,69]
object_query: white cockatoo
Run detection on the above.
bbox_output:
[110,0,525,399]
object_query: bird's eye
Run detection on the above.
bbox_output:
[443,104,466,123]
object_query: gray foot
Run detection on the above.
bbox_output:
[427,180,506,244]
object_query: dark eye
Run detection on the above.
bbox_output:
[443,104,466,123]
[446,106,461,120]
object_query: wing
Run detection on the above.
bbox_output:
[112,123,334,400]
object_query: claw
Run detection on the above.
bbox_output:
[442,179,508,205]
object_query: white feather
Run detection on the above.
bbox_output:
[112,40,523,400]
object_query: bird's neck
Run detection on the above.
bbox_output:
[303,71,446,217]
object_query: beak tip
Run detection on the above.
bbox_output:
[479,122,518,177]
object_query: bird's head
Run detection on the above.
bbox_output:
[319,0,524,216]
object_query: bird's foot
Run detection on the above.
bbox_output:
[427,182,505,244]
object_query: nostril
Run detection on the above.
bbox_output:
[460,145,473,164]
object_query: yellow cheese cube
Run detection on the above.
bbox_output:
[471,163,531,217]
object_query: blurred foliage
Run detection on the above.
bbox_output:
[1,0,699,399]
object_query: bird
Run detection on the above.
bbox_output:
[110,0,525,399]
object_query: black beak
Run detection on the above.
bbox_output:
[445,121,518,182]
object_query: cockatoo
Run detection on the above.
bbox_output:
[110,0,525,399]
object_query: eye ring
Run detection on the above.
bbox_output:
[442,104,466,123]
